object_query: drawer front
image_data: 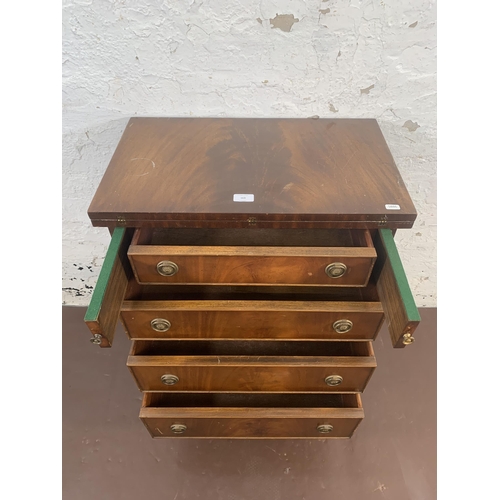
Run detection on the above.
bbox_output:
[120,300,384,341]
[128,228,377,287]
[140,393,364,439]
[142,412,362,439]
[128,340,376,392]
[128,249,376,286]
[129,363,374,393]
[127,359,376,394]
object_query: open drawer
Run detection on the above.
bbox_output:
[127,227,377,287]
[84,228,420,348]
[140,393,364,439]
[127,340,376,393]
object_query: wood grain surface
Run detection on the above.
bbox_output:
[128,248,376,287]
[128,227,376,286]
[88,118,417,228]
[127,340,376,393]
[120,300,384,341]
[140,393,363,438]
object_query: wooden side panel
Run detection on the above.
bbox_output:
[84,227,134,347]
[374,229,421,348]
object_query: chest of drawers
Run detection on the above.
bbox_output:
[84,117,420,439]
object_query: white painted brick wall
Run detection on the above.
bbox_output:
[62,0,436,307]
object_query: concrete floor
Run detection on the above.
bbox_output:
[62,307,436,500]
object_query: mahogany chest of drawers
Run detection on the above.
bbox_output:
[84,117,420,439]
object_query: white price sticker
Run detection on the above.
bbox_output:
[233,194,254,202]
[385,204,401,210]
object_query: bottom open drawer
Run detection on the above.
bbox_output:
[140,393,364,439]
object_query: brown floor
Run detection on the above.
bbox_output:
[62,307,436,500]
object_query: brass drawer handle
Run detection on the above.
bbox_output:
[325,263,347,278]
[170,424,187,434]
[402,332,415,345]
[90,334,102,345]
[151,318,171,332]
[161,374,179,386]
[157,260,179,276]
[317,424,333,434]
[333,319,353,334]
[325,375,343,387]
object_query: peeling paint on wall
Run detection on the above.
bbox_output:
[360,84,375,95]
[270,14,299,32]
[62,0,437,307]
[403,120,421,132]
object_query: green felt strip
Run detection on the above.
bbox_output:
[379,228,421,322]
[84,227,126,322]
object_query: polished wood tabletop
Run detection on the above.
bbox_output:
[88,118,416,228]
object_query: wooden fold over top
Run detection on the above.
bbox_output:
[88,117,417,229]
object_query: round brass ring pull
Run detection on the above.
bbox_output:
[325,375,343,387]
[151,318,171,332]
[402,332,415,345]
[157,260,179,276]
[90,334,102,345]
[325,263,347,279]
[333,319,353,334]
[317,424,333,434]
[170,424,187,434]
[161,374,179,386]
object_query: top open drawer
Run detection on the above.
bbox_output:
[127,228,377,287]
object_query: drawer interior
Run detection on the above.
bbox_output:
[132,227,373,248]
[124,281,382,302]
[143,393,361,409]
[131,340,374,357]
